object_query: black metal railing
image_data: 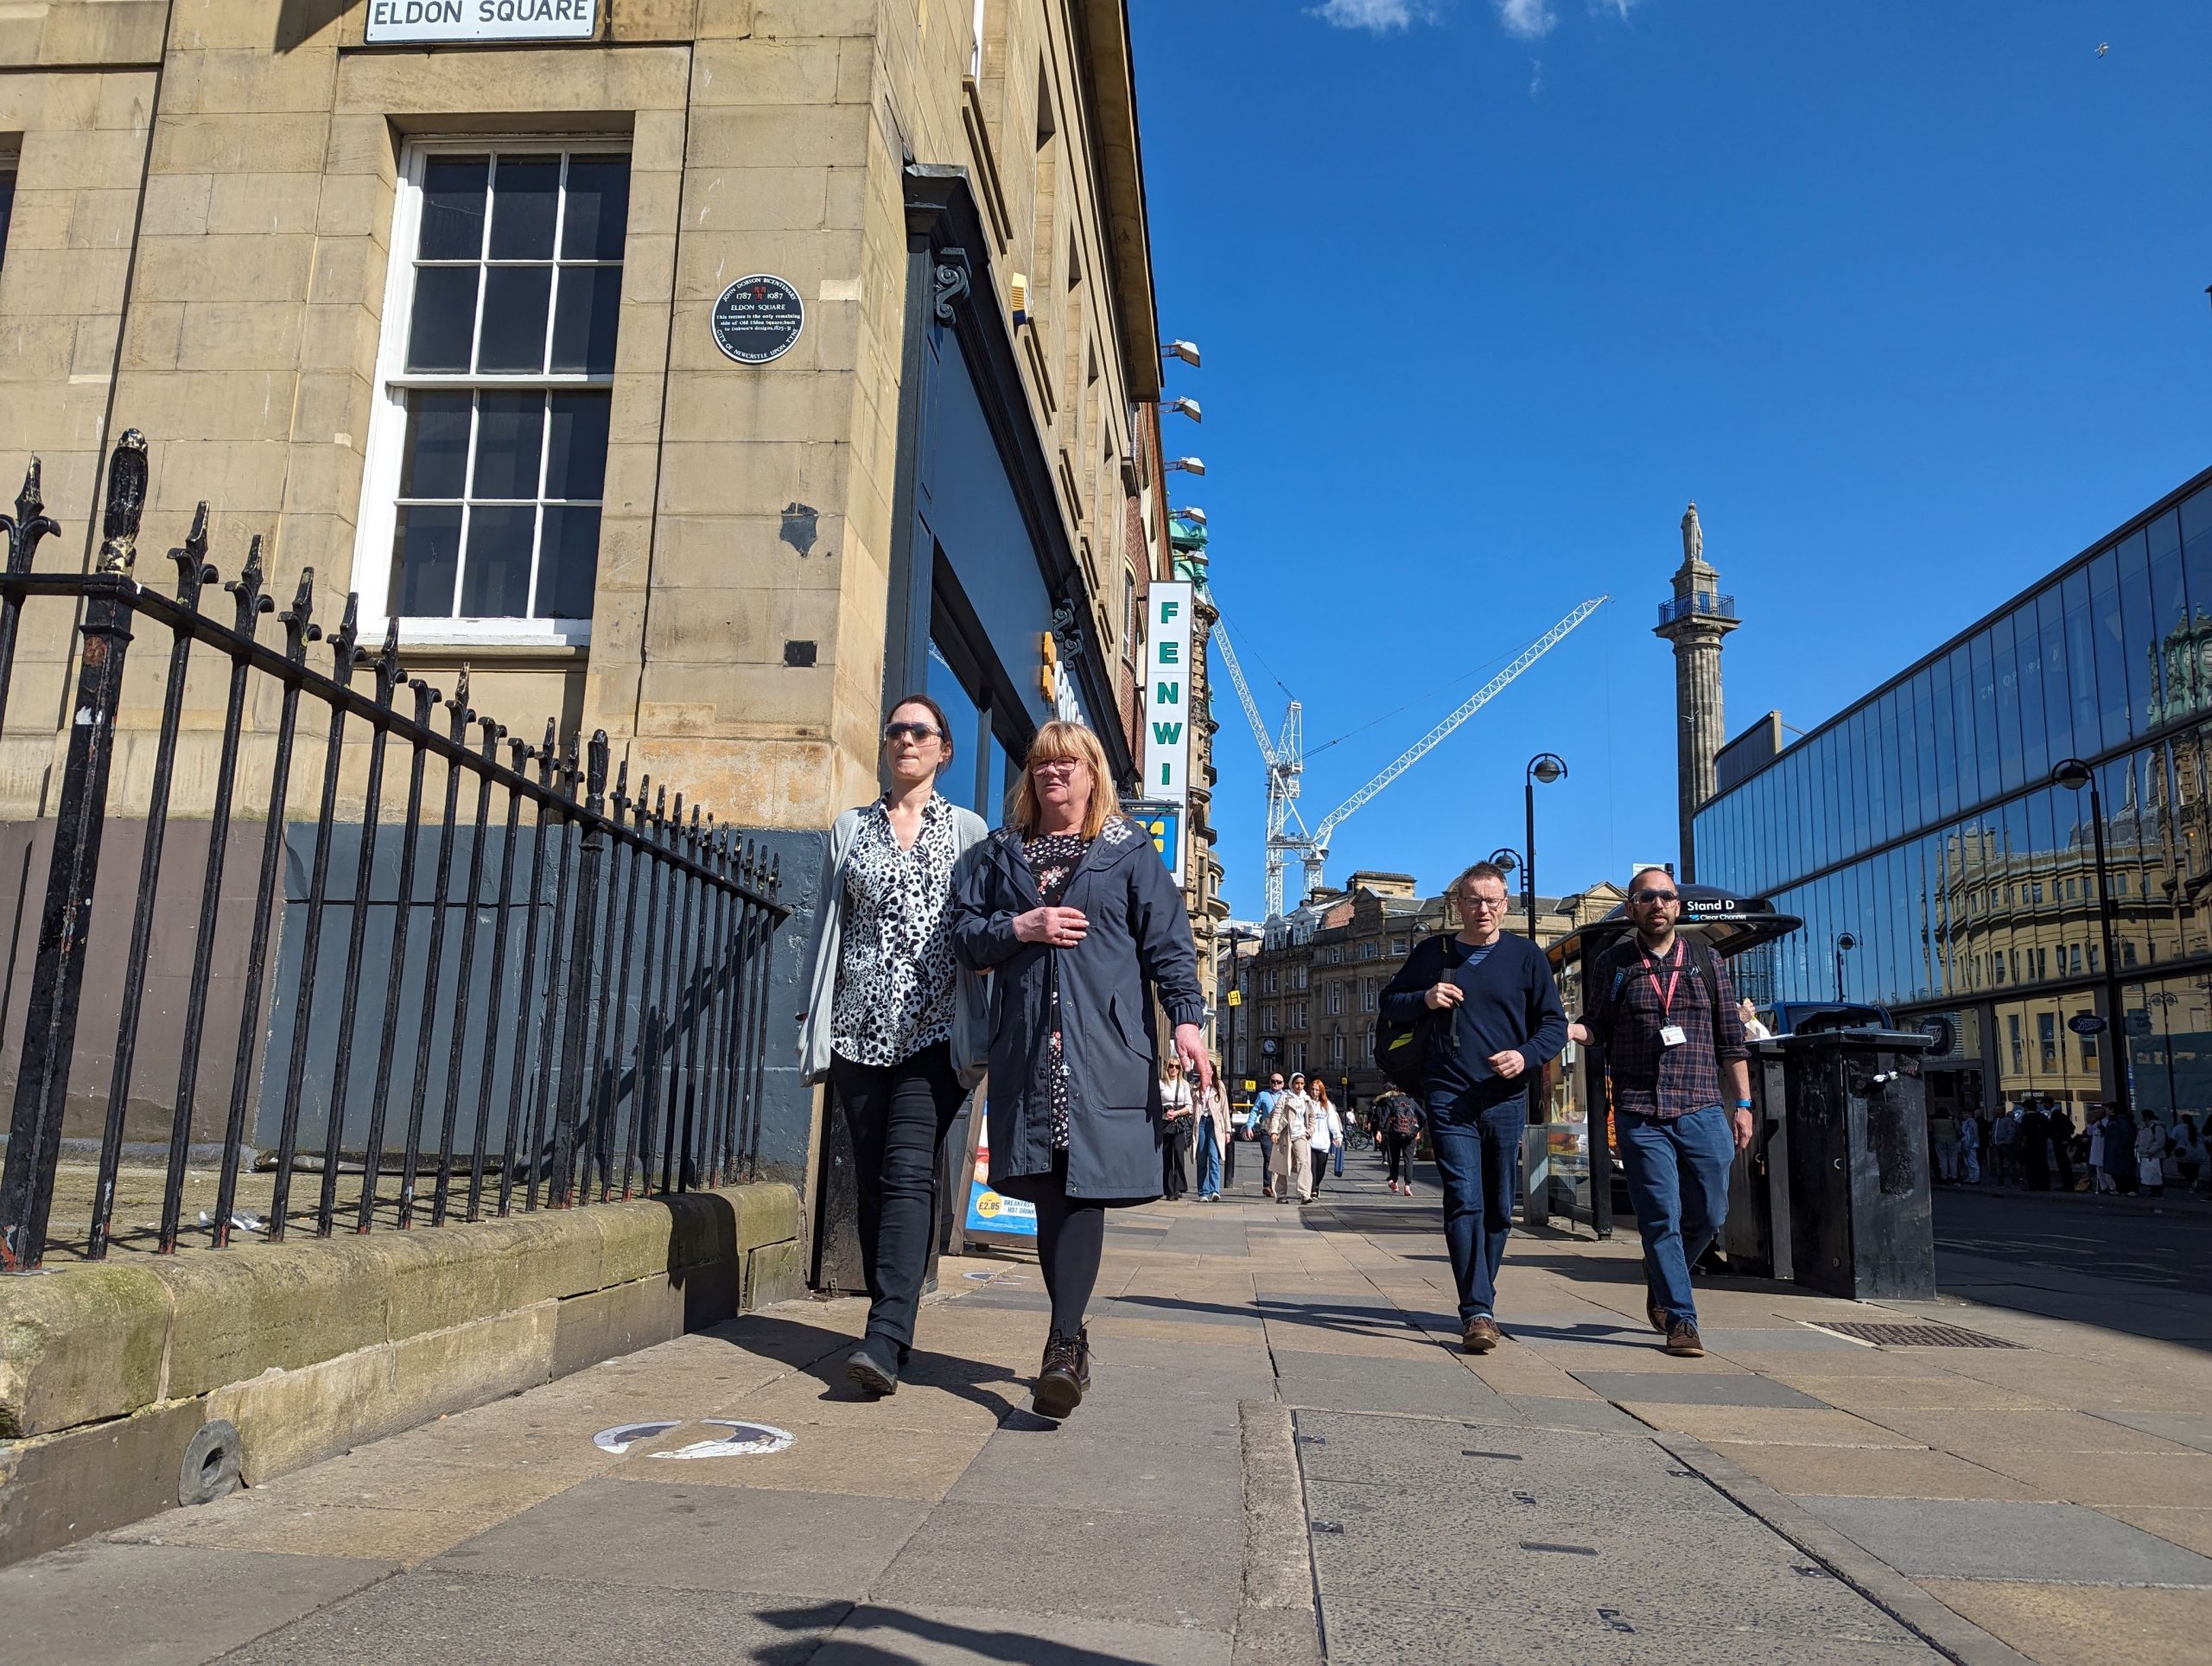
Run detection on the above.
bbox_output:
[1656,591,1737,628]
[0,433,786,1271]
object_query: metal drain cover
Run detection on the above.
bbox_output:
[1817,1321,2021,1349]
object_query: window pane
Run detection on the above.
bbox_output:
[405,266,480,372]
[391,505,461,616]
[2089,549,2131,752]
[2063,567,2100,760]
[1970,631,1999,805]
[2116,529,2156,743]
[397,391,471,499]
[2148,510,2190,722]
[472,392,543,499]
[561,155,632,260]
[550,264,622,375]
[1930,657,1959,819]
[537,506,600,620]
[488,155,561,259]
[417,156,488,259]
[2014,600,2047,784]
[2181,487,2212,683]
[477,266,551,372]
[2039,587,2073,766]
[545,392,610,499]
[460,505,536,616]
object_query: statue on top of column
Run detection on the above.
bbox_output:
[1681,502,1702,565]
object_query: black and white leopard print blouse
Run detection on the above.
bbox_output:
[830,794,962,1068]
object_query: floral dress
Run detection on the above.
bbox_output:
[1023,832,1090,1149]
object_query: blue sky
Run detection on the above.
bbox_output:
[1130,0,2212,919]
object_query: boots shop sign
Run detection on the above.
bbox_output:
[366,0,596,43]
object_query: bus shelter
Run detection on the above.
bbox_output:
[1529,886,1802,1236]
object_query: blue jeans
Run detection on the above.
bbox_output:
[1616,1103,1733,1329]
[1198,1118,1223,1197]
[1424,1089,1528,1325]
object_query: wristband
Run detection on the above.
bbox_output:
[1734,1100,1753,1110]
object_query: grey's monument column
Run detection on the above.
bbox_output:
[1653,503,1739,882]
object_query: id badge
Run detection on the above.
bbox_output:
[1659,1025,1688,1048]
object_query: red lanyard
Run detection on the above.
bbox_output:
[1641,945,1682,1019]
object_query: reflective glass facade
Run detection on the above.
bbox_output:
[1695,469,2212,1111]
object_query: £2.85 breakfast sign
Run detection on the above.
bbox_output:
[1142,582,1193,808]
[366,0,596,43]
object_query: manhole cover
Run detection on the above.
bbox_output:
[1815,1322,2022,1349]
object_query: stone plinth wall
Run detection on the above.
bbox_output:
[0,1180,802,1566]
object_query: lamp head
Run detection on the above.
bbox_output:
[1160,340,1202,367]
[1530,754,1567,785]
[2051,759,2094,792]
[1166,457,1206,475]
[1166,396,1202,423]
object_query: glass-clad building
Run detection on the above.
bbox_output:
[1695,467,2212,1124]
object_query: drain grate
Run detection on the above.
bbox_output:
[1817,1321,2022,1349]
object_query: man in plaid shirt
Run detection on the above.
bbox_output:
[1570,868,1751,1358]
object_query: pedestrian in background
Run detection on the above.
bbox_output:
[1738,998,1772,1042]
[1378,1091,1421,1195]
[2020,1102,2051,1192]
[2050,1103,2077,1192]
[1306,1078,1337,1198]
[1195,1073,1229,1201]
[1959,1108,1981,1186]
[1570,868,1751,1360]
[2104,1104,2138,1195]
[798,695,991,1399]
[1381,860,1567,1354]
[952,720,1209,1421]
[2137,1115,2169,1199]
[2175,1116,2205,1193]
[1992,1103,2019,1186]
[1269,1072,1315,1203]
[1930,1105,1961,1185]
[1253,1071,1285,1199]
[1160,1059,1194,1201]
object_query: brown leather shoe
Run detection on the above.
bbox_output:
[1033,1329,1085,1419]
[1664,1319,1705,1358]
[1462,1315,1501,1354]
[1647,1294,1668,1335]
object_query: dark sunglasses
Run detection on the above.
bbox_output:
[1630,887,1681,904]
[883,722,943,743]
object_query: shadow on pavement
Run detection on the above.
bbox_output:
[750,1602,1160,1663]
[696,1308,1027,1423]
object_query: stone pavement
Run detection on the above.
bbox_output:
[8,1147,2212,1664]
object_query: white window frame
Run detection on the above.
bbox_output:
[354,137,631,650]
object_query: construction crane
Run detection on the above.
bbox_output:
[1212,598,1608,919]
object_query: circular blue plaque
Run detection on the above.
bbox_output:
[712,275,805,365]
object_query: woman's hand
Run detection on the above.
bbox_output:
[1013,906,1089,947]
[1173,1024,1212,1093]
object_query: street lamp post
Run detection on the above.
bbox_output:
[2052,758,2132,1124]
[1222,926,1249,1108]
[1487,849,1522,935]
[2147,989,2180,1121]
[1526,754,1567,943]
[1834,932,1857,1004]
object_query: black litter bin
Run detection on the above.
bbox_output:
[1725,1028,1936,1300]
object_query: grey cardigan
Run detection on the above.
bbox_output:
[796,800,993,1089]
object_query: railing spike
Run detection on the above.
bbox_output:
[280,566,318,659]
[225,534,273,637]
[170,503,213,607]
[95,429,148,576]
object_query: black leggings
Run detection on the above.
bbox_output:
[1031,1154,1108,1337]
[830,1043,969,1351]
[1384,1132,1416,1185]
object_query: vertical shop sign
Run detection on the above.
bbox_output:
[1143,582,1193,804]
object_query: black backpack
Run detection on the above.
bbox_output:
[1372,936,1452,1094]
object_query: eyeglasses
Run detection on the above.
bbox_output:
[1630,887,1681,905]
[1461,895,1508,912]
[883,722,942,743]
[1031,759,1087,777]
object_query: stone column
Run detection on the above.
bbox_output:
[1653,504,1738,883]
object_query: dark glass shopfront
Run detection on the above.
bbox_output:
[1696,468,2212,1116]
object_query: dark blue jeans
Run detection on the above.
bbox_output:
[1197,1116,1223,1197]
[1616,1103,1733,1329]
[1424,1088,1527,1325]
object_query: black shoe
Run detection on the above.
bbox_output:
[845,1336,900,1397]
[1034,1328,1086,1419]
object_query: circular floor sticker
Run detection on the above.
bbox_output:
[649,1421,795,1460]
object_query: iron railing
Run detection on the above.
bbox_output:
[0,434,786,1271]
[1656,591,1737,628]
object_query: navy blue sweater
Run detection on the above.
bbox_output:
[1377,932,1568,1108]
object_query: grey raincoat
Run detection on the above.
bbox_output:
[952,815,1205,1202]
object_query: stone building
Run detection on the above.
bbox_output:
[1228,869,1618,1112]
[0,1,1183,1186]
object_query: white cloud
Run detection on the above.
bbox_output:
[1496,0,1555,38]
[1595,0,1637,17]
[1314,0,1427,30]
[1529,56,1545,97]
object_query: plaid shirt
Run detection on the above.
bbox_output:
[1582,937,1747,1121]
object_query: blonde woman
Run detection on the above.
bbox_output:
[952,721,1208,1419]
[798,695,988,1397]
[1268,1071,1316,1205]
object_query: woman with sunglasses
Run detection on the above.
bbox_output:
[799,696,990,1398]
[953,721,1209,1419]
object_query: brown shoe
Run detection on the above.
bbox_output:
[1664,1319,1704,1358]
[1647,1294,1668,1335]
[1033,1329,1085,1419]
[1462,1315,1501,1354]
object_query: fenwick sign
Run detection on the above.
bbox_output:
[365,0,597,43]
[1142,582,1193,806]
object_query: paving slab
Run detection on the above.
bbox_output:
[1618,1405,1929,1447]
[1795,1495,2212,1585]
[1916,1580,2212,1666]
[810,1601,1234,1665]
[1975,1447,2212,1509]
[949,1421,1244,1517]
[1569,1370,1832,1408]
[219,1573,847,1664]
[2101,1505,2212,1558]
[430,1478,931,1596]
[0,1542,397,1666]
[1271,1346,1516,1418]
[1703,1441,2050,1502]
[2091,1409,2212,1455]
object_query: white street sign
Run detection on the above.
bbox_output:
[366,0,597,44]
[1142,582,1193,805]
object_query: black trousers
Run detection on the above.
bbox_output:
[1383,1131,1416,1184]
[830,1042,969,1352]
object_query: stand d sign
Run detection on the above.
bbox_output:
[366,1,597,43]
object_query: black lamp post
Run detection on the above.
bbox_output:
[1834,932,1857,1004]
[1487,848,1522,935]
[2052,757,2131,1122]
[1222,925,1251,1107]
[1525,754,1567,942]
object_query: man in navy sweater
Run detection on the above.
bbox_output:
[1378,861,1568,1353]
